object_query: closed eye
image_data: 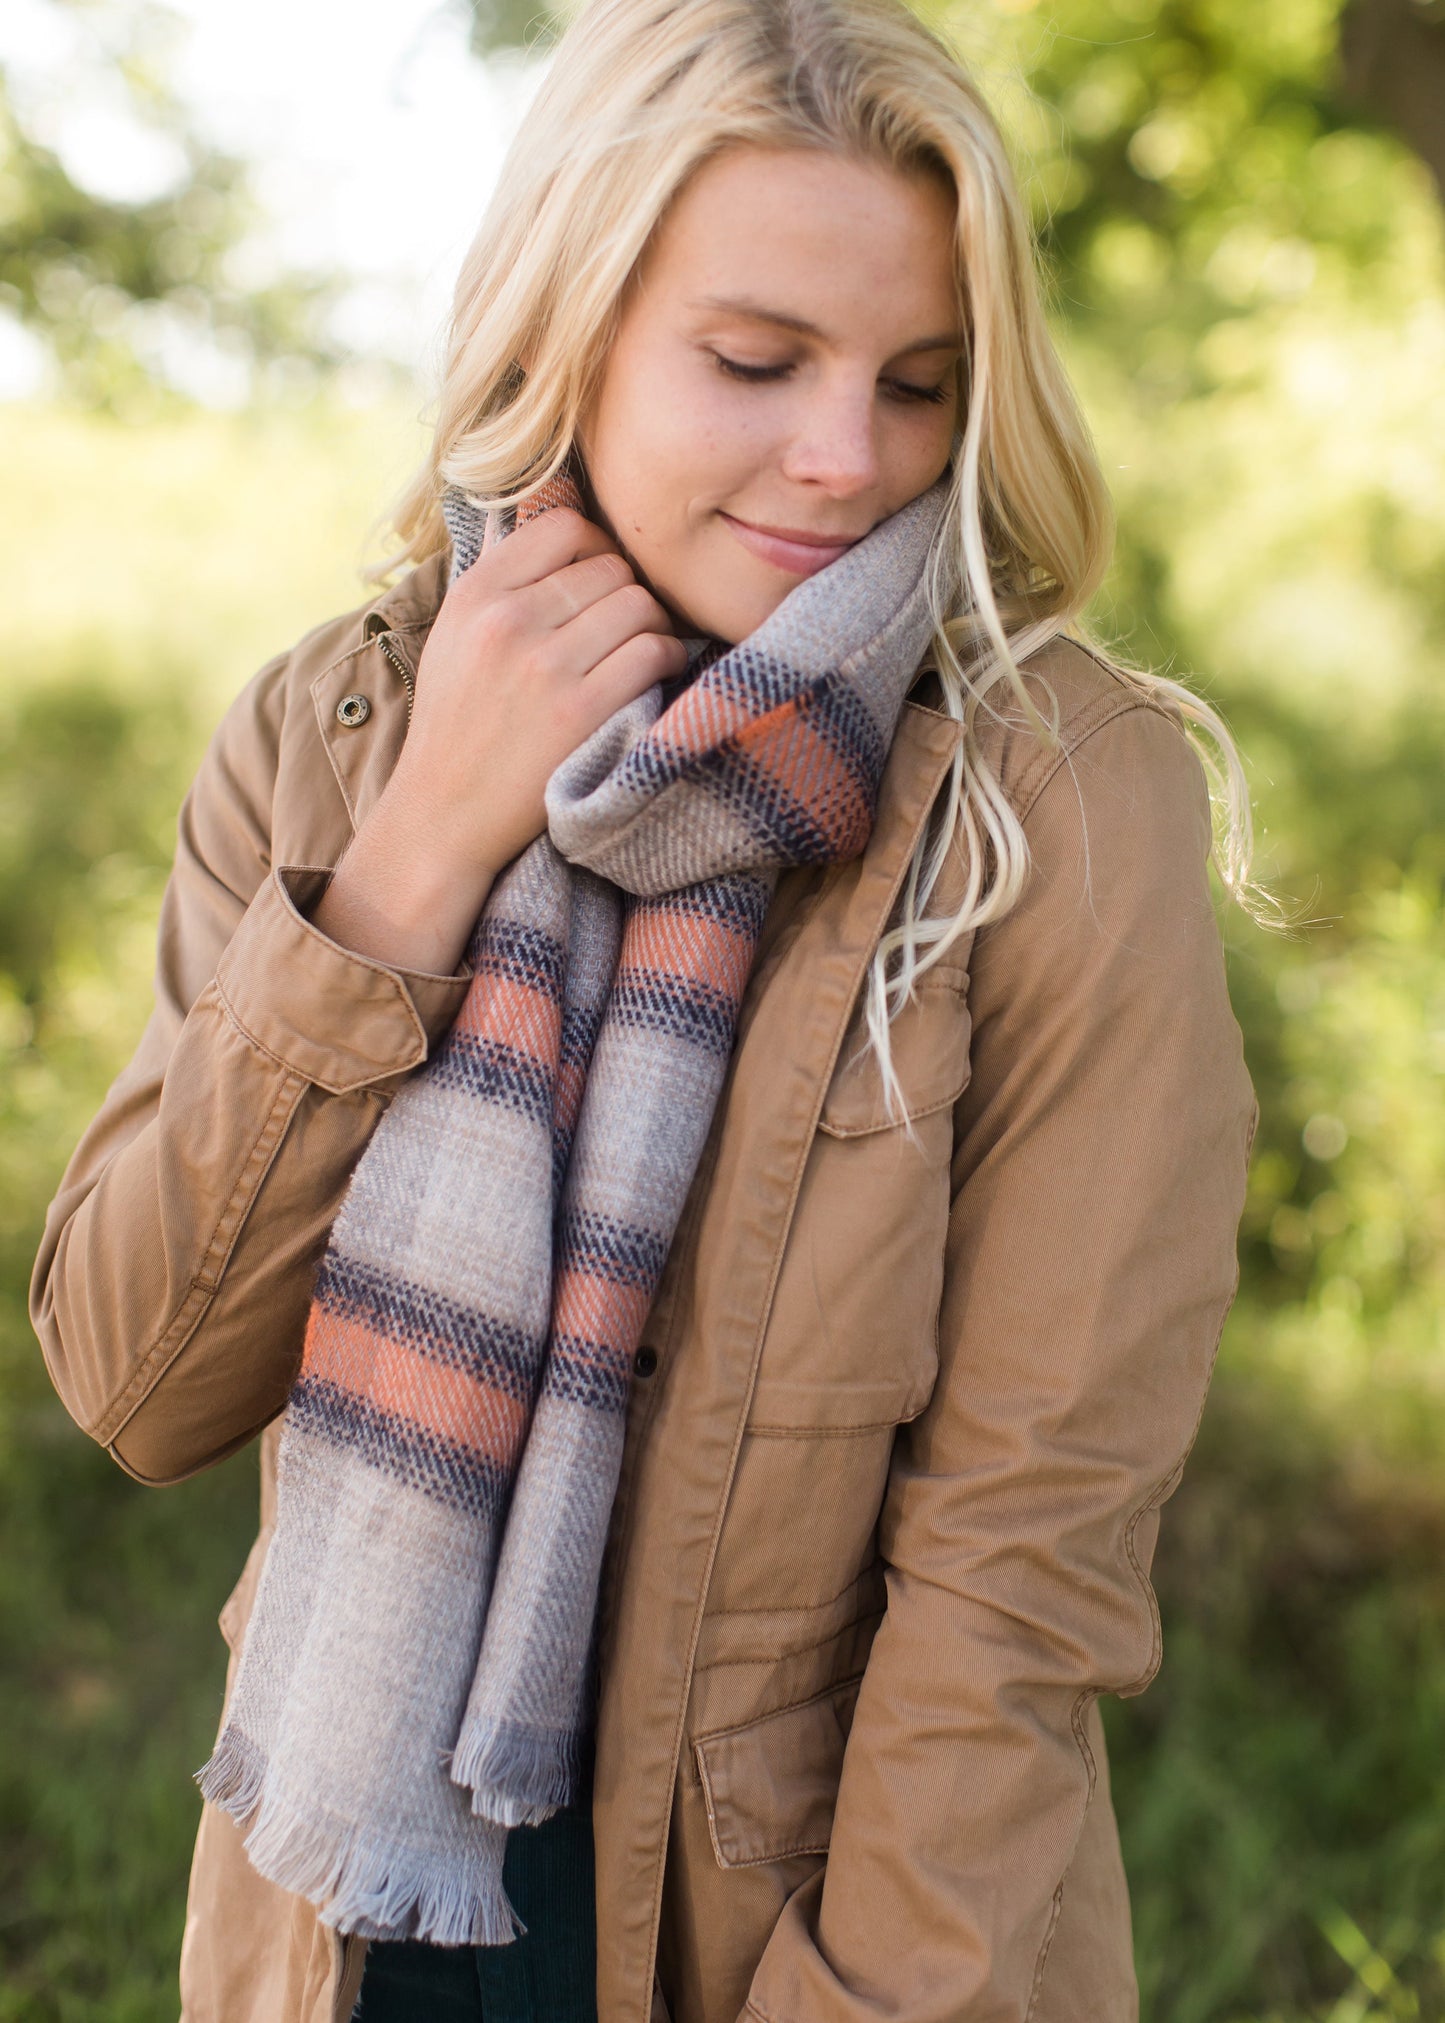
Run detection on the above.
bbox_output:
[710,352,952,406]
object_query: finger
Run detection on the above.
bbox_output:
[546,582,682,685]
[576,630,689,729]
[457,506,617,596]
[518,547,639,629]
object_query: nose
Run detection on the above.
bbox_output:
[778,373,880,499]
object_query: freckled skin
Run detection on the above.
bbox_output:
[576,146,963,644]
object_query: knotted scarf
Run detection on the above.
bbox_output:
[198,467,948,1945]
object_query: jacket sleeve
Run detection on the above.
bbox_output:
[744,702,1258,2022]
[30,649,469,1485]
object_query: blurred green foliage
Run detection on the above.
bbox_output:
[0,673,236,2021]
[1,0,1444,2017]
[0,0,341,406]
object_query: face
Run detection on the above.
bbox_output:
[574,145,963,643]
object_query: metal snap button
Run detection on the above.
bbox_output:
[633,1345,658,1379]
[335,693,371,728]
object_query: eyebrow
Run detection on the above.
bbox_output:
[692,294,965,354]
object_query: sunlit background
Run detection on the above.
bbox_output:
[2,1,1443,2017]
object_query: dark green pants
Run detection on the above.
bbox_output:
[351,1805,597,2022]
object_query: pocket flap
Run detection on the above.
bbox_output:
[693,1676,862,1868]
[818,973,971,1137]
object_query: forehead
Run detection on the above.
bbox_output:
[637,145,961,345]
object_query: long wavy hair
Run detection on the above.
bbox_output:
[389,0,1253,1109]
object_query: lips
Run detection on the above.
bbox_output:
[718,511,863,578]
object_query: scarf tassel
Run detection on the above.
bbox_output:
[450,1716,588,1827]
[198,1731,522,1946]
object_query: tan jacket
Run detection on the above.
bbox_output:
[32,551,1257,2023]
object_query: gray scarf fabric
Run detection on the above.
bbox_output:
[198,469,947,1945]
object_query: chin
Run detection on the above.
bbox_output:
[655,543,795,646]
[698,577,794,646]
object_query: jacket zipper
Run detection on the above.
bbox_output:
[376,632,415,723]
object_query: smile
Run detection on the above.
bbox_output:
[718,512,862,578]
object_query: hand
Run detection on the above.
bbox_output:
[393,506,686,877]
[312,506,686,977]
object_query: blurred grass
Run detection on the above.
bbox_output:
[2,0,1445,2011]
[0,399,426,2022]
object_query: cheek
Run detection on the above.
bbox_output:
[596,373,773,548]
[591,354,698,514]
[883,409,957,503]
[647,370,776,504]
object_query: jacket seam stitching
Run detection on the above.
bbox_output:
[693,1645,873,1673]
[816,969,973,1139]
[693,1670,864,1753]
[1011,691,1175,830]
[714,1837,833,1872]
[814,1066,971,1139]
[691,1606,884,1683]
[1025,1685,1103,2020]
[745,1412,924,1436]
[703,1568,881,1621]
[1025,1880,1071,2022]
[1008,688,1134,823]
[694,1674,862,1869]
[271,866,470,990]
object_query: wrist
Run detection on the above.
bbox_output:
[372,764,507,892]
[313,787,496,976]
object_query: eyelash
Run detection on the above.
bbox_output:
[710,352,951,406]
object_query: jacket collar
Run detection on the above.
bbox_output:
[309,555,448,831]
[359,549,451,639]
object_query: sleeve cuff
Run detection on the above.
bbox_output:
[213,865,471,1095]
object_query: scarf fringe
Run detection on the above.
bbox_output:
[196,1723,266,1816]
[198,1728,522,1947]
[451,1717,584,1826]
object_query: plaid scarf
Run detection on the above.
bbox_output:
[198,468,947,1946]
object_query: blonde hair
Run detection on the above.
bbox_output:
[391,0,1253,1111]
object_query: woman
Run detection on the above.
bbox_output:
[31,0,1258,2017]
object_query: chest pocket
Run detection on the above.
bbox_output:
[746,965,972,1435]
[704,964,973,1622]
[815,963,973,1138]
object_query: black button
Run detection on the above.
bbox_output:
[632,1345,658,1379]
